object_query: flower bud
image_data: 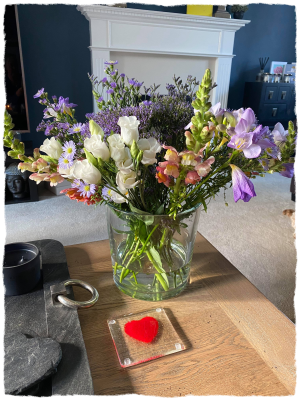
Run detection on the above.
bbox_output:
[216,124,227,133]
[130,140,139,159]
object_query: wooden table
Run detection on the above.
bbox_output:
[65,233,295,396]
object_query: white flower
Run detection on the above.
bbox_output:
[40,137,63,160]
[73,159,101,184]
[272,122,288,144]
[116,169,139,191]
[137,137,161,165]
[107,134,126,162]
[116,147,133,170]
[89,120,104,139]
[105,187,128,204]
[84,135,110,161]
[117,116,140,146]
[43,108,58,119]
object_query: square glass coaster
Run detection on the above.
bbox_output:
[107,307,185,368]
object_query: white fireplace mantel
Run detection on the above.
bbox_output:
[78,5,250,111]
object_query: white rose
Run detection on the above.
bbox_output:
[116,170,139,191]
[84,135,110,161]
[73,159,101,184]
[107,134,126,162]
[117,116,140,146]
[137,137,161,165]
[116,147,133,170]
[40,137,63,160]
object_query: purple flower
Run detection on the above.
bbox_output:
[69,123,84,134]
[228,132,261,159]
[45,124,54,135]
[104,60,118,65]
[259,159,270,171]
[102,187,110,200]
[134,81,143,87]
[106,89,114,95]
[235,108,257,134]
[33,88,44,98]
[143,100,152,106]
[58,155,74,169]
[280,163,294,178]
[97,96,104,102]
[39,99,47,104]
[62,140,76,158]
[72,179,81,188]
[110,82,117,88]
[120,73,125,78]
[78,182,97,198]
[101,77,108,83]
[57,96,77,114]
[52,95,57,101]
[230,164,256,202]
[209,102,225,123]
[128,79,136,86]
[272,122,288,144]
[110,70,117,76]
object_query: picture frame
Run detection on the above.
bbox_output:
[285,63,296,83]
[270,61,287,75]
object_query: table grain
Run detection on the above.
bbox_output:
[65,233,295,396]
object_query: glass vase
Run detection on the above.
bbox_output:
[107,204,201,301]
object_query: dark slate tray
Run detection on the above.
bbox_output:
[4,239,94,395]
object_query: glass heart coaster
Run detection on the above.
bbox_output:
[107,307,185,368]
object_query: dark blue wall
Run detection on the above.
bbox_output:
[228,4,296,110]
[17,5,93,148]
[16,4,296,148]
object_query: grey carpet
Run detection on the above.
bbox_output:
[5,174,296,321]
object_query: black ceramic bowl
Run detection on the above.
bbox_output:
[3,242,41,296]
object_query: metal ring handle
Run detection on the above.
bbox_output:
[57,279,99,309]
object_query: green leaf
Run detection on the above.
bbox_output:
[155,204,164,215]
[149,247,164,273]
[129,204,154,225]
[40,155,57,164]
[112,227,131,234]
[84,149,98,167]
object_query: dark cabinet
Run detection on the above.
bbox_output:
[243,82,296,129]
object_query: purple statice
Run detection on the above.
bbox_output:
[69,123,84,134]
[33,88,44,98]
[45,124,54,135]
[62,140,76,158]
[78,182,97,198]
[120,73,125,78]
[106,89,114,95]
[110,82,117,88]
[128,79,136,86]
[143,101,152,106]
[104,60,118,66]
[57,122,70,130]
[134,81,143,88]
[58,155,74,169]
[110,70,117,76]
[80,123,91,140]
[97,96,104,102]
[86,105,153,137]
[101,77,108,83]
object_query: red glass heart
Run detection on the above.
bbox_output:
[124,317,159,343]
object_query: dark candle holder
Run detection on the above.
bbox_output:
[3,242,41,296]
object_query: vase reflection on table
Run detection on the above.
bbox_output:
[107,205,201,301]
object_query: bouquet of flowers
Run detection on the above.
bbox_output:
[4,65,296,301]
